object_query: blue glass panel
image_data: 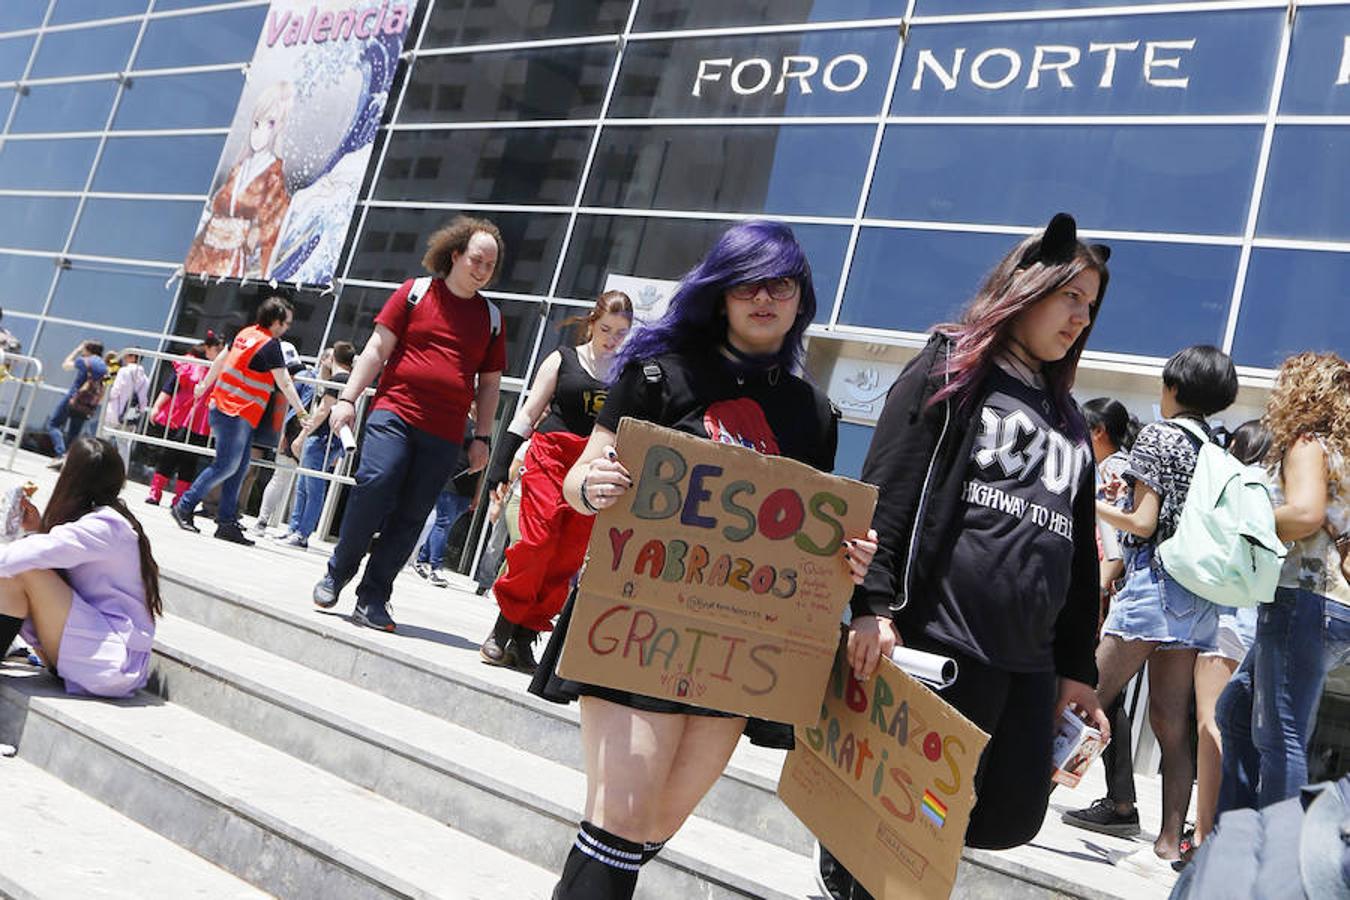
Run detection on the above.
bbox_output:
[833,419,874,480]
[153,0,230,9]
[93,134,225,194]
[585,124,873,217]
[840,227,1235,356]
[48,262,175,331]
[0,197,78,251]
[635,0,898,30]
[70,198,200,262]
[402,45,616,123]
[32,321,155,416]
[0,138,99,190]
[894,9,1282,116]
[113,70,243,129]
[10,81,117,132]
[558,214,849,319]
[868,123,1260,235]
[918,0,1183,12]
[425,0,632,48]
[134,6,265,69]
[0,253,58,313]
[610,27,898,118]
[50,0,147,24]
[1258,126,1350,243]
[0,3,47,32]
[0,36,35,81]
[30,23,137,77]
[1231,249,1350,369]
[1280,7,1350,115]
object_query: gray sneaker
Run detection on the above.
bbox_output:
[279,532,308,549]
[428,569,449,588]
[413,561,431,580]
[313,573,340,609]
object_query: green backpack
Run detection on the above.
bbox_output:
[1157,418,1286,608]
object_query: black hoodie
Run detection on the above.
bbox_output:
[849,333,1100,686]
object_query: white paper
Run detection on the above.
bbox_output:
[889,646,958,689]
[338,425,357,452]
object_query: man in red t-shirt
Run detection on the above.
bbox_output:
[314,217,506,630]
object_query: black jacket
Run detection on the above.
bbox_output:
[849,333,1100,686]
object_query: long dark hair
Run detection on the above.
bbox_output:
[612,220,817,376]
[1083,397,1140,452]
[932,214,1110,438]
[41,437,162,618]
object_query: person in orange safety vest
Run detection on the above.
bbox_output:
[170,296,308,546]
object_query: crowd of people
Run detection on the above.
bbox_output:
[3,212,1347,900]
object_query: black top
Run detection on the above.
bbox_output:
[849,333,1100,686]
[537,345,608,437]
[246,337,284,373]
[311,371,350,443]
[598,350,838,472]
[927,368,1094,672]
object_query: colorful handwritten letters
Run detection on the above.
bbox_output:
[558,419,876,725]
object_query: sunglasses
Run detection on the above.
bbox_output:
[727,277,800,301]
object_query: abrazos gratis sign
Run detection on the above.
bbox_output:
[184,1,412,285]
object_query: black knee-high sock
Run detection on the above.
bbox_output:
[0,614,23,658]
[640,839,667,864]
[553,821,643,900]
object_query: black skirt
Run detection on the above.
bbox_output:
[528,589,795,750]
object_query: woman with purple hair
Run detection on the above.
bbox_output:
[529,221,877,899]
[819,213,1112,898]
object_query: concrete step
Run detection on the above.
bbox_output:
[0,754,270,900]
[148,613,823,900]
[0,669,558,900]
[159,568,813,857]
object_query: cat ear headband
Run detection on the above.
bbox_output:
[1018,212,1111,268]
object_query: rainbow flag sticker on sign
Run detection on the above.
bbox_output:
[921,790,948,829]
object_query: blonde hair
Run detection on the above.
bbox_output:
[1262,351,1350,489]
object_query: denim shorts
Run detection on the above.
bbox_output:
[1204,606,1258,662]
[1102,546,1220,651]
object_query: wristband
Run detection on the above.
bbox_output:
[335,397,356,407]
[472,434,492,448]
[579,475,601,515]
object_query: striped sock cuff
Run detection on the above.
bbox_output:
[576,821,643,873]
[640,839,667,865]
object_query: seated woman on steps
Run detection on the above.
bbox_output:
[0,437,161,698]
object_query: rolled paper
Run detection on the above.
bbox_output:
[338,424,357,452]
[890,646,958,689]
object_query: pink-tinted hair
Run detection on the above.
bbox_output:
[930,231,1110,438]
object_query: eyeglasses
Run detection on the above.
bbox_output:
[727,277,800,301]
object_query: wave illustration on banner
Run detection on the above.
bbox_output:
[184,1,412,286]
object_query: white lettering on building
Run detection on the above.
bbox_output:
[691,54,868,97]
[909,37,1196,92]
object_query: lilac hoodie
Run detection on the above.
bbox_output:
[8,507,155,697]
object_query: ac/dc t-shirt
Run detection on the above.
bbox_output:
[596,351,837,472]
[537,345,607,437]
[926,368,1093,672]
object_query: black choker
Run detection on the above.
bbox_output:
[719,342,779,371]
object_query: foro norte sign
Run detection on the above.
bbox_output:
[692,54,868,97]
[558,419,877,725]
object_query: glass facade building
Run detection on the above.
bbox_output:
[2,0,1349,475]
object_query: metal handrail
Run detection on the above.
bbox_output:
[99,347,375,538]
[0,351,44,472]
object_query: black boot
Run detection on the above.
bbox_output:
[511,625,539,674]
[480,613,518,668]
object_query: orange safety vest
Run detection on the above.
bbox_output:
[211,324,277,428]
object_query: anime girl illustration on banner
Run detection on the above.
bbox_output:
[184,0,412,285]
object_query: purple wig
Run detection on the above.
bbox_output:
[611,220,817,378]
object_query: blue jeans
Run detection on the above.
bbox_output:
[289,434,344,539]
[326,410,459,608]
[46,400,86,457]
[177,408,256,526]
[416,490,472,569]
[1217,587,1350,813]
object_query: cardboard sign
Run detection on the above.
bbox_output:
[779,642,990,900]
[557,418,877,725]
